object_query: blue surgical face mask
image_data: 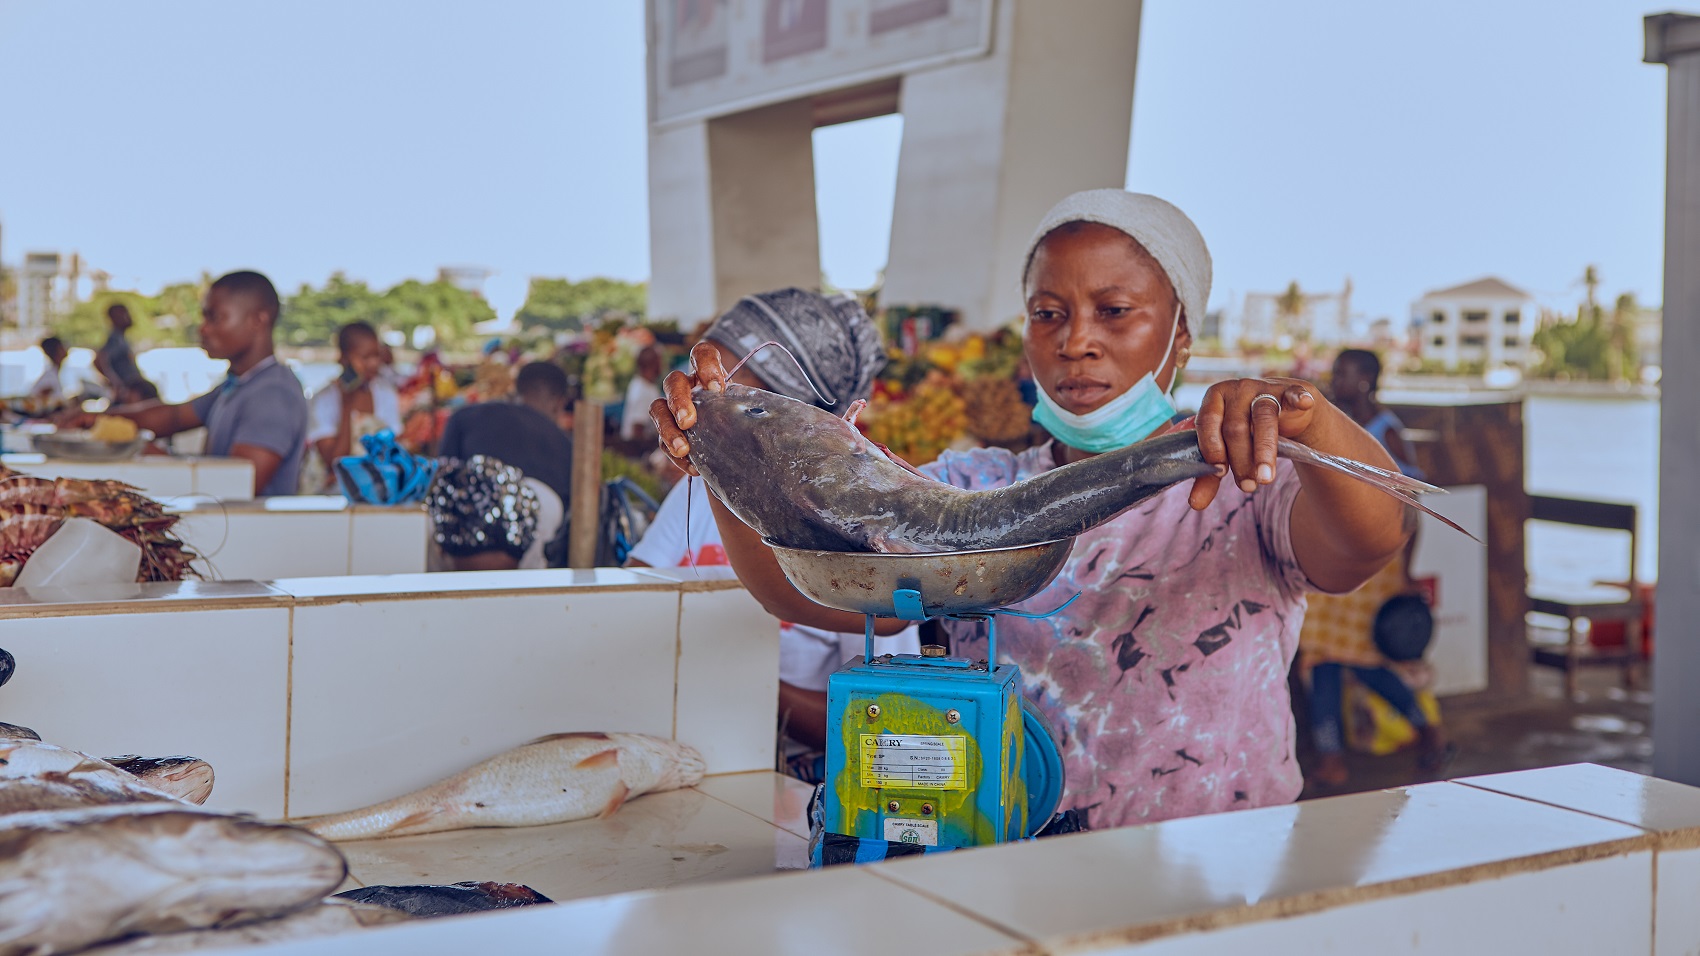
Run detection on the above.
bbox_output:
[1031,303,1182,453]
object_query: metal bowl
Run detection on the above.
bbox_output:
[767,538,1075,618]
[32,432,145,462]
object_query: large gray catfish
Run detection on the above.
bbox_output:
[684,383,1471,553]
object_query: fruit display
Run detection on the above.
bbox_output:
[860,370,968,466]
[961,376,1031,444]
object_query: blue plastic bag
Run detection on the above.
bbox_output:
[334,430,438,506]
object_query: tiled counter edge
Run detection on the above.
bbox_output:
[0,570,775,820]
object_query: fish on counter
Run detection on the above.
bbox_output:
[0,721,39,741]
[0,803,347,956]
[0,740,178,815]
[79,902,409,954]
[683,381,1476,553]
[293,732,706,842]
[334,881,553,918]
[103,757,215,806]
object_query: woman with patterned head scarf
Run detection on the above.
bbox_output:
[653,191,1419,829]
[627,288,918,768]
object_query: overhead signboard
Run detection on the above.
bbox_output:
[652,0,994,126]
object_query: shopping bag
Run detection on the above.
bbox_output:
[334,430,439,506]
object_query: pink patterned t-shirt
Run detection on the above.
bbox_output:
[920,441,1315,829]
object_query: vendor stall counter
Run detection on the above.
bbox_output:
[0,452,256,501]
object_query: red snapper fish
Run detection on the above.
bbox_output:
[293,732,706,842]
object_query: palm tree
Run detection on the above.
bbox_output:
[1581,265,1601,315]
[1275,281,1306,341]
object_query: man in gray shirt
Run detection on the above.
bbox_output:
[71,271,308,496]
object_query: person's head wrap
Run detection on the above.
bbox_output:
[703,288,886,416]
[428,455,540,558]
[1021,190,1212,329]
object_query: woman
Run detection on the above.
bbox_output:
[653,190,1413,828]
[307,322,402,490]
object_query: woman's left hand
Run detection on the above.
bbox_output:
[1189,377,1324,511]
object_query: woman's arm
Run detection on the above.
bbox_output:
[1192,378,1411,594]
[706,491,910,635]
[653,342,909,636]
[312,390,358,469]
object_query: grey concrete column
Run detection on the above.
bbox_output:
[647,99,821,324]
[882,0,1143,329]
[1648,13,1700,785]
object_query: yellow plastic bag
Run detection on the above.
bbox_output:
[1344,679,1442,756]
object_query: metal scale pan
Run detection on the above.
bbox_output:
[767,537,1074,619]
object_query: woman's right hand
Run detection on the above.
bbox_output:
[650,341,729,477]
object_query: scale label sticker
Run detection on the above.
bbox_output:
[883,817,939,846]
[859,734,967,790]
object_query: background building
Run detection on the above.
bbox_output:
[1413,276,1536,370]
[1221,279,1357,349]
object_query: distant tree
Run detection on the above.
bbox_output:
[53,289,200,350]
[1530,296,1638,382]
[149,280,209,341]
[0,267,15,329]
[377,279,495,348]
[514,277,647,332]
[1275,280,1307,341]
[1581,265,1601,313]
[279,273,383,347]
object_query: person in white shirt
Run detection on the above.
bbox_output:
[307,322,402,489]
[31,337,67,403]
[619,346,664,443]
[626,289,919,765]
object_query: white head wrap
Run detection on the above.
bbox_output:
[1020,189,1212,328]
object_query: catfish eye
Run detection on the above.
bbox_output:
[744,406,769,418]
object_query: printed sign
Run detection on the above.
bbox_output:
[650,0,992,125]
[860,734,968,790]
[883,817,939,846]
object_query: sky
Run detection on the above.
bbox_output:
[0,0,1671,324]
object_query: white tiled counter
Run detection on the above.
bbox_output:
[0,568,777,821]
[167,496,428,580]
[187,765,1700,956]
[1,452,255,500]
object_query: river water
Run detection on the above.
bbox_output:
[1172,385,1662,589]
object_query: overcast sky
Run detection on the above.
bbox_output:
[0,0,1669,323]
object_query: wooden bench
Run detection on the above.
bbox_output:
[1526,494,1646,699]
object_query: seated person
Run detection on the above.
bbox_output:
[31,337,68,404]
[1299,348,1446,787]
[307,321,403,489]
[626,289,920,770]
[94,303,147,396]
[435,361,574,570]
[64,271,308,497]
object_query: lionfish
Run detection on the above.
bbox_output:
[0,474,200,586]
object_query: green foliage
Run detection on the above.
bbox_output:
[376,279,495,347]
[515,277,646,332]
[278,273,383,347]
[1530,299,1639,382]
[52,286,204,350]
[278,274,495,349]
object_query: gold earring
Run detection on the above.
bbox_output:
[1176,345,1192,371]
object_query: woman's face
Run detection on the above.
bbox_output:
[343,334,385,383]
[1023,223,1189,415]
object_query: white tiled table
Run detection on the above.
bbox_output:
[1,453,255,500]
[166,496,427,580]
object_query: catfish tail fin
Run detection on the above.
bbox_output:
[1274,438,1480,543]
